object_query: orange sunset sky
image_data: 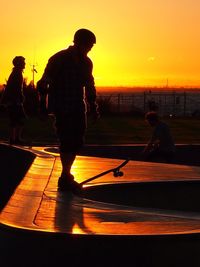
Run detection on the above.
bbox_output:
[1,0,200,88]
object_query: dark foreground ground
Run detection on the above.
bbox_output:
[1,144,200,267]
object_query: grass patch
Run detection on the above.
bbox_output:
[0,113,200,145]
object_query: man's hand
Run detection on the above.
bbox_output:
[89,109,100,124]
[88,103,100,123]
[38,103,49,121]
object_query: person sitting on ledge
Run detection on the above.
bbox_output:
[141,111,175,163]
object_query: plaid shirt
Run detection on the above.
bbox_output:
[41,46,97,114]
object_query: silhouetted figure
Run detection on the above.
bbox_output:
[36,79,48,119]
[142,111,175,163]
[1,56,27,145]
[38,29,99,193]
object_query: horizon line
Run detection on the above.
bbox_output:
[0,84,200,90]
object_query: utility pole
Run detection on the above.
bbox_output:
[31,64,37,88]
[166,78,169,88]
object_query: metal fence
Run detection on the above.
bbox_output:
[96,91,200,117]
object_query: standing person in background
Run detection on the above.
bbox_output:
[36,79,49,119]
[1,56,27,145]
[38,28,99,193]
[142,111,175,163]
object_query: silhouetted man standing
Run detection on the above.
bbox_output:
[38,29,99,193]
[1,56,26,145]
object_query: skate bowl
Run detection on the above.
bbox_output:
[83,180,200,213]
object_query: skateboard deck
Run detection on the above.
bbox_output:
[80,158,129,186]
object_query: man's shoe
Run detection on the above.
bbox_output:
[58,173,74,190]
[58,174,82,195]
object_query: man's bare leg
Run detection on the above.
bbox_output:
[60,151,76,177]
[58,151,82,193]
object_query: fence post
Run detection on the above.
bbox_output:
[173,91,176,115]
[143,91,146,113]
[183,91,186,116]
[117,94,121,113]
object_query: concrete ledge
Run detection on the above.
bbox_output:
[80,144,200,166]
[0,146,55,231]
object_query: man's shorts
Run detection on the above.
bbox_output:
[54,112,87,153]
[8,104,26,127]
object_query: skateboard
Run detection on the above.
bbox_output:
[80,158,129,186]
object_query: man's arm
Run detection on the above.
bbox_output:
[37,53,62,115]
[84,59,100,121]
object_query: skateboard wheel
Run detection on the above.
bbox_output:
[113,170,123,177]
[113,171,119,177]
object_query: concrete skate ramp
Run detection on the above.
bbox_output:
[0,143,35,210]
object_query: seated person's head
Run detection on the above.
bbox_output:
[145,111,159,126]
